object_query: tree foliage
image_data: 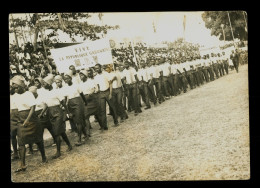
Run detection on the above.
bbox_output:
[9,13,120,51]
[201,11,247,41]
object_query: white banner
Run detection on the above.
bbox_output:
[50,38,113,73]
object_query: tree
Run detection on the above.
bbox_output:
[201,11,248,41]
[9,13,120,52]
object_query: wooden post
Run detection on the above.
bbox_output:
[227,11,236,47]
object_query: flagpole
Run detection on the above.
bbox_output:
[227,11,236,47]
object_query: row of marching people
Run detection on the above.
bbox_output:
[10,50,235,173]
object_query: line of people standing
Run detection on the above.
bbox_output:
[10,50,239,173]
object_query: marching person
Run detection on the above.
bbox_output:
[12,76,47,173]
[146,61,157,105]
[79,68,103,135]
[54,75,78,134]
[94,63,119,129]
[230,49,240,73]
[63,70,88,146]
[161,58,173,98]
[28,86,56,147]
[201,55,210,83]
[10,82,20,161]
[40,74,73,159]
[222,51,229,75]
[69,65,81,84]
[176,61,188,93]
[122,62,142,116]
[108,64,129,120]
[137,63,151,110]
[207,54,215,81]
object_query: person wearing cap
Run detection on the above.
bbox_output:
[176,60,188,93]
[211,53,219,79]
[10,82,20,161]
[12,76,47,173]
[230,49,239,73]
[54,74,78,134]
[94,63,119,129]
[79,68,103,134]
[63,70,88,146]
[40,74,73,159]
[137,63,151,110]
[206,54,215,81]
[169,59,178,96]
[122,62,142,116]
[28,85,56,147]
[183,58,194,90]
[217,53,225,77]
[146,60,158,105]
[160,58,173,99]
[201,55,210,83]
[151,59,164,104]
[222,51,229,75]
[108,64,129,121]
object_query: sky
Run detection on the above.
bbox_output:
[10,12,224,48]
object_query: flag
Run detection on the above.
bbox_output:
[98,13,103,21]
[153,21,156,33]
[183,15,186,38]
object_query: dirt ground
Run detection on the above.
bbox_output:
[11,65,250,182]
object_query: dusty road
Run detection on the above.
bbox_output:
[11,65,249,182]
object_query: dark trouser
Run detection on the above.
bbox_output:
[112,87,128,119]
[126,83,141,113]
[224,62,229,74]
[122,85,127,110]
[209,66,215,81]
[193,71,200,87]
[98,89,118,128]
[213,65,219,78]
[174,74,181,95]
[220,63,225,76]
[153,78,164,102]
[84,93,103,135]
[178,74,188,92]
[218,64,223,77]
[147,79,157,104]
[202,68,209,82]
[233,61,239,73]
[169,74,176,96]
[198,68,205,85]
[163,76,174,96]
[186,71,195,89]
[69,119,78,132]
[139,81,151,108]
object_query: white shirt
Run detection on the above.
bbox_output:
[94,71,111,91]
[10,93,19,110]
[63,83,82,99]
[153,65,162,79]
[177,64,184,73]
[110,71,123,89]
[122,67,137,84]
[161,63,170,76]
[138,68,149,82]
[184,62,190,71]
[170,64,177,74]
[43,88,64,107]
[71,73,81,85]
[205,59,210,67]
[34,88,51,111]
[79,79,97,95]
[16,91,36,111]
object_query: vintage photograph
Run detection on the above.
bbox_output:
[9,11,249,182]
